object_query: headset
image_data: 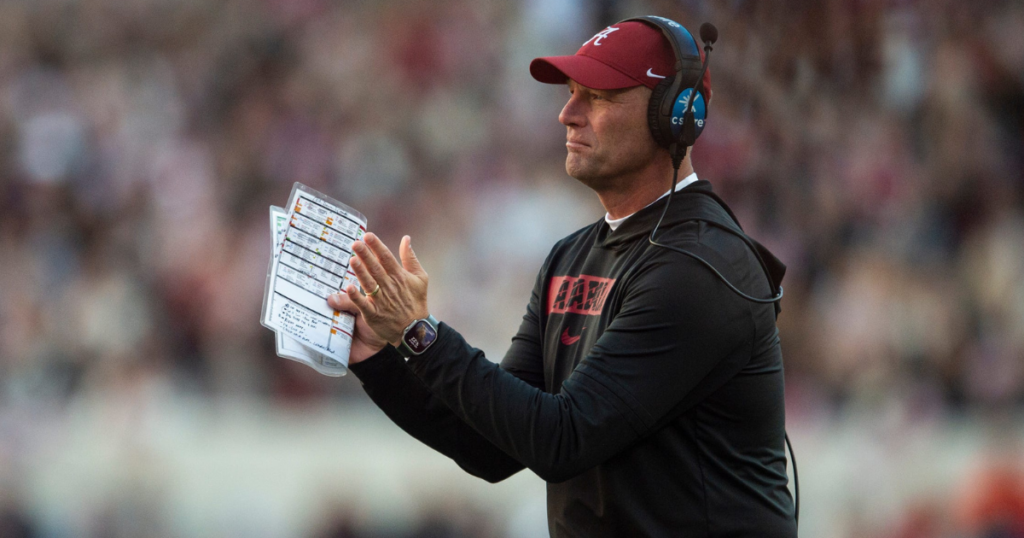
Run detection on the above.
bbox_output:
[621,16,711,154]
[620,15,800,526]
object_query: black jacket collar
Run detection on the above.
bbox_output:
[600,180,728,248]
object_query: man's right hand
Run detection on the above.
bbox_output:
[328,290,389,365]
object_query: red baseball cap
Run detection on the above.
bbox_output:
[530,21,708,91]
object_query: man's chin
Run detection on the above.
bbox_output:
[566,154,592,177]
[565,158,588,182]
[565,160,606,190]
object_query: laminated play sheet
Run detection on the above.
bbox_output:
[267,206,347,376]
[261,184,366,374]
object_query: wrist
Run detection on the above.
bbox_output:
[348,339,388,365]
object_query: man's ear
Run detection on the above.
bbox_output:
[706,88,713,108]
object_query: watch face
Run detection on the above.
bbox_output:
[404,320,437,354]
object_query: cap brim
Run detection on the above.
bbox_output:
[530,55,643,90]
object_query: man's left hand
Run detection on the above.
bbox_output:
[327,233,430,348]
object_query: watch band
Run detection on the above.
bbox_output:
[396,315,439,359]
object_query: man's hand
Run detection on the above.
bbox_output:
[327,290,389,365]
[327,233,430,363]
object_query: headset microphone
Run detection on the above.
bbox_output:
[699,22,718,44]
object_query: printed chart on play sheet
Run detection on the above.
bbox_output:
[269,206,347,376]
[262,183,366,365]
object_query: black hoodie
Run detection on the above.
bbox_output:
[350,180,797,537]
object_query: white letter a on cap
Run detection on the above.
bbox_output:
[583,27,619,46]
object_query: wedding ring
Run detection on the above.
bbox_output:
[368,284,381,297]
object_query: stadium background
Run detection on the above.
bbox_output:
[1,0,1023,536]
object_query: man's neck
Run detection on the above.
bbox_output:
[598,158,694,220]
[605,172,698,231]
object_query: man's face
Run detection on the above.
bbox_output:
[559,80,661,189]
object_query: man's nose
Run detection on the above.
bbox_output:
[558,93,587,128]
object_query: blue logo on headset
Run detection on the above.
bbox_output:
[670,89,706,139]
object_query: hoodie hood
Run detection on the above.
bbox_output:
[598,179,787,316]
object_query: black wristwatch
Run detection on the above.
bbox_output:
[396,315,440,359]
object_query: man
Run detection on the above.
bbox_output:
[328,18,796,537]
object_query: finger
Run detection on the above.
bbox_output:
[344,283,376,316]
[349,256,378,298]
[364,233,404,276]
[328,290,359,314]
[399,235,427,277]
[352,240,389,284]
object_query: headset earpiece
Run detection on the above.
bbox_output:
[672,86,708,147]
[622,16,708,150]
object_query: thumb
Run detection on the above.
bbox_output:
[400,235,426,277]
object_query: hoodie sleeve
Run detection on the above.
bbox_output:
[403,254,755,483]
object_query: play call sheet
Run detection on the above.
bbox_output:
[262,183,366,365]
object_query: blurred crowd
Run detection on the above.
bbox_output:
[0,0,1022,536]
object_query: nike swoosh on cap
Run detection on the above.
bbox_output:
[646,68,666,79]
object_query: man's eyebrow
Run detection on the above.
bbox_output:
[600,88,631,98]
